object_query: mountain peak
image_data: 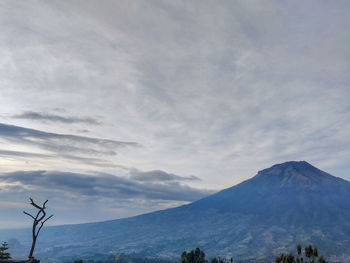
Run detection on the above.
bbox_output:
[258,160,316,174]
[190,160,350,216]
[254,161,338,188]
[257,160,325,177]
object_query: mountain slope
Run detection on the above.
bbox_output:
[3,161,350,260]
[190,161,350,223]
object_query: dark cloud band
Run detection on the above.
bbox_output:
[0,123,141,156]
[0,170,213,202]
[13,111,101,125]
[130,169,200,182]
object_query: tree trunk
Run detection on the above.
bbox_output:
[28,236,37,259]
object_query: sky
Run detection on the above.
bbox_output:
[0,0,349,228]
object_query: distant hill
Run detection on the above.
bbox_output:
[2,161,350,261]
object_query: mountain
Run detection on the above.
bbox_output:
[2,161,350,261]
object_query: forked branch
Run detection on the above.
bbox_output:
[23,198,53,259]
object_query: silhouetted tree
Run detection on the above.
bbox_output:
[276,244,326,263]
[23,198,53,259]
[305,245,313,263]
[276,253,295,263]
[286,254,295,263]
[0,242,11,259]
[317,256,326,263]
[297,244,302,256]
[312,248,318,263]
[181,248,206,263]
[276,253,283,263]
[297,244,302,263]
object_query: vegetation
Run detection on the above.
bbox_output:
[181,248,234,263]
[93,255,176,263]
[0,241,12,259]
[179,246,325,263]
[276,245,327,263]
[181,248,206,263]
[209,257,233,263]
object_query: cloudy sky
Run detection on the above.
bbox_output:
[0,0,349,228]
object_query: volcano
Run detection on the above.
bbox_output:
[3,161,350,261]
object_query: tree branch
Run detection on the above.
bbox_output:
[42,214,53,225]
[29,197,43,210]
[23,211,36,220]
[37,214,53,236]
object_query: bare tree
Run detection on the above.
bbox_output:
[23,198,53,259]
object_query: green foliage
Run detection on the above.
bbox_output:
[0,241,12,259]
[181,248,206,263]
[75,260,84,263]
[317,256,326,263]
[210,257,228,263]
[297,245,302,256]
[181,249,234,263]
[276,244,327,263]
[96,255,176,263]
[276,253,294,263]
[305,245,313,262]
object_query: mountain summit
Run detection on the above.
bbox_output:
[255,161,337,184]
[189,161,350,216]
[3,161,350,260]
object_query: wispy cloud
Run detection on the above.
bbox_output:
[0,150,50,159]
[0,169,212,202]
[0,123,140,156]
[13,111,101,125]
[0,201,30,209]
[130,169,200,182]
[0,149,122,168]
